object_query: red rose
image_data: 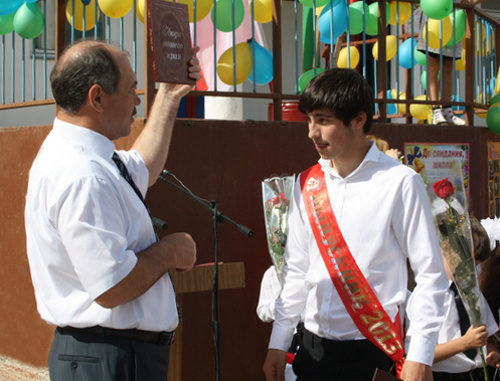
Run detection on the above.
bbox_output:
[433,178,455,199]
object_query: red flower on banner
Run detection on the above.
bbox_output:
[433,178,455,200]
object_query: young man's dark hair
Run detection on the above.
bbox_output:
[298,68,375,133]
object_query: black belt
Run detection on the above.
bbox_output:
[433,367,484,381]
[57,326,175,346]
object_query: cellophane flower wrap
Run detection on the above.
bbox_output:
[423,159,489,379]
[262,175,295,284]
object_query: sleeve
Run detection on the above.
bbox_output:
[256,266,282,323]
[268,175,310,351]
[54,175,138,300]
[395,173,449,366]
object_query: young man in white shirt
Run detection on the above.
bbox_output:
[262,68,450,381]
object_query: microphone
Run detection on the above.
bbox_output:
[162,169,173,177]
[152,217,168,230]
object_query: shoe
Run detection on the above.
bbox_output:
[443,107,466,126]
[432,108,447,125]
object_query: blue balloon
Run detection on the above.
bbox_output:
[398,38,417,69]
[0,0,23,16]
[318,0,347,44]
[386,89,397,115]
[247,38,273,85]
[451,95,465,111]
[81,0,92,5]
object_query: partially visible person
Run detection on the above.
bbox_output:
[416,0,486,125]
[262,68,449,381]
[25,40,201,380]
[257,266,300,381]
[367,134,402,161]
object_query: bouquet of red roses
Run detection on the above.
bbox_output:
[261,175,295,284]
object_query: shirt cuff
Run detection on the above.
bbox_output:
[405,334,437,366]
[268,321,295,352]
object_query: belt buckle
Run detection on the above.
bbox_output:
[158,331,175,346]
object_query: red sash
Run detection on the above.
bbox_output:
[300,164,405,376]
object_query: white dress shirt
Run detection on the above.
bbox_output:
[25,118,178,332]
[407,284,499,373]
[269,142,449,366]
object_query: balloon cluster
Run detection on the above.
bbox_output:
[217,38,273,85]
[0,0,43,39]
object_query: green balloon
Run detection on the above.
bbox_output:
[490,93,500,106]
[0,11,15,35]
[487,106,500,134]
[421,0,452,20]
[446,9,466,47]
[298,68,325,94]
[349,1,369,36]
[414,48,426,66]
[299,0,329,9]
[13,2,44,39]
[365,2,389,36]
[211,0,244,33]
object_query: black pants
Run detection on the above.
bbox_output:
[49,328,171,381]
[292,329,395,381]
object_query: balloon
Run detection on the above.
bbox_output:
[98,0,133,18]
[490,93,500,106]
[456,48,466,71]
[13,2,44,39]
[451,95,465,111]
[487,106,500,134]
[178,0,213,22]
[420,0,452,20]
[247,38,273,85]
[318,1,347,44]
[298,68,325,94]
[414,48,426,66]
[137,0,145,23]
[423,16,452,49]
[337,46,359,69]
[372,35,397,61]
[365,2,390,36]
[386,89,397,115]
[390,90,407,114]
[349,1,369,35]
[81,0,92,5]
[0,0,22,16]
[66,0,99,32]
[410,95,431,120]
[0,10,15,35]
[398,37,417,69]
[250,0,272,23]
[299,0,331,9]
[211,0,245,32]
[388,1,411,26]
[217,42,252,86]
[445,9,466,47]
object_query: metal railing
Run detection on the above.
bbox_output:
[0,0,498,125]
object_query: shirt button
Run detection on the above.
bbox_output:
[71,362,78,369]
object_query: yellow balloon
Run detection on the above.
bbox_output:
[388,1,411,26]
[337,46,359,69]
[137,0,145,23]
[217,42,252,86]
[98,0,133,18]
[410,95,431,120]
[372,35,397,61]
[66,0,99,31]
[423,16,452,49]
[391,91,406,114]
[174,0,214,22]
[250,0,273,24]
[455,47,466,71]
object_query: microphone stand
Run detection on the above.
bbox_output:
[158,169,253,381]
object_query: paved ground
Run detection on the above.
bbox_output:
[0,357,49,381]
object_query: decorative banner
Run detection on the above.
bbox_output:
[404,143,470,208]
[487,142,500,217]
